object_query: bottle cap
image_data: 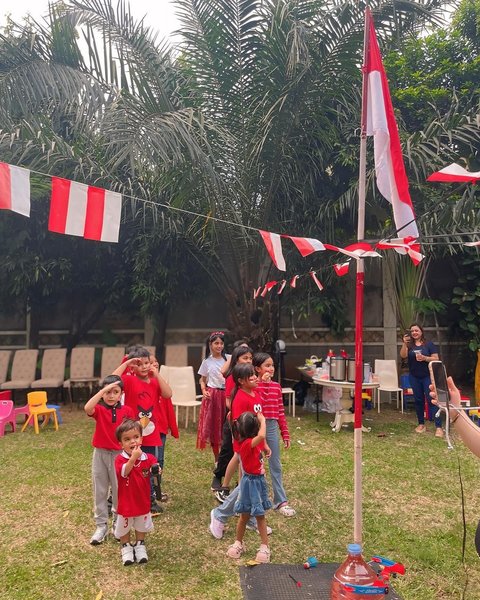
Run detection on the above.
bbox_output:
[347,543,362,555]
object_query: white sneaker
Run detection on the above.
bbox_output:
[246,523,273,535]
[134,541,148,564]
[209,509,225,539]
[111,514,119,541]
[90,524,108,545]
[121,543,135,566]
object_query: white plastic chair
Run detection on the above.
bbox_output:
[373,359,403,413]
[159,365,202,427]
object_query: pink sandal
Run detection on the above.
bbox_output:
[255,545,271,563]
[227,540,246,559]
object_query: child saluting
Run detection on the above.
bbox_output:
[114,419,159,566]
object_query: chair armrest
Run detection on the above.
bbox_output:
[196,394,203,401]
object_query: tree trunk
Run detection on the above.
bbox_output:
[65,299,107,352]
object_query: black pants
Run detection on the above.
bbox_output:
[213,418,233,480]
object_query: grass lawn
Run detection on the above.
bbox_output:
[2,401,479,600]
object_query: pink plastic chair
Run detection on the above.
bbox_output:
[0,400,16,436]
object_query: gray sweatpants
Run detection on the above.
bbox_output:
[92,447,120,526]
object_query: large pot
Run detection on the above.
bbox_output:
[329,356,346,381]
[346,358,372,383]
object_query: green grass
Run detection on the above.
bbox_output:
[2,404,479,599]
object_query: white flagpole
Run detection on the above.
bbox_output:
[353,5,371,545]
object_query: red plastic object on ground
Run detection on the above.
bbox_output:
[331,544,384,599]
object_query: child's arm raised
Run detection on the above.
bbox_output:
[123,445,143,476]
[113,357,139,377]
[149,363,172,398]
[251,412,266,448]
[84,382,118,416]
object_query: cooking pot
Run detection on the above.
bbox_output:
[346,359,372,382]
[329,356,346,381]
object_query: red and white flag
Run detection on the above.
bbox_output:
[48,177,122,242]
[366,13,418,239]
[0,162,30,217]
[376,237,424,265]
[334,262,350,276]
[309,271,323,291]
[288,236,326,257]
[427,163,480,183]
[260,280,277,297]
[277,280,287,295]
[259,230,286,271]
[290,275,300,288]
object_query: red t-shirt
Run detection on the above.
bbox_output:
[121,375,162,446]
[157,396,179,438]
[89,403,135,450]
[225,374,235,402]
[231,388,263,452]
[238,437,266,475]
[115,451,157,517]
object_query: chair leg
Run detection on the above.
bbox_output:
[400,390,403,413]
[185,407,189,429]
[21,414,33,433]
[53,411,59,431]
[33,415,40,434]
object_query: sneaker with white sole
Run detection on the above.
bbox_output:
[121,542,135,566]
[211,475,222,491]
[90,524,108,545]
[134,541,148,564]
[246,523,273,535]
[209,509,225,539]
[215,487,230,503]
[276,503,296,517]
[226,540,246,559]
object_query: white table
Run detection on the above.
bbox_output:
[312,377,379,432]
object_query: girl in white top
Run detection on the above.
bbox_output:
[196,332,230,460]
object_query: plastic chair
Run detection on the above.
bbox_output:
[0,349,39,394]
[30,348,67,400]
[21,391,59,434]
[373,359,403,414]
[159,365,202,427]
[400,374,415,411]
[0,400,16,436]
[282,387,296,417]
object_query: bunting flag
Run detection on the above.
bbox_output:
[0,162,30,217]
[366,15,418,239]
[290,275,300,288]
[48,177,122,242]
[376,237,424,265]
[288,236,326,257]
[260,280,277,297]
[427,163,480,183]
[253,286,262,299]
[259,230,286,271]
[309,271,323,291]
[324,242,381,260]
[334,262,350,276]
[463,241,480,247]
[277,280,287,294]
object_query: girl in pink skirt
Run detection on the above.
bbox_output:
[197,332,230,460]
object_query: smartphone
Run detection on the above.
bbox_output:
[429,360,450,406]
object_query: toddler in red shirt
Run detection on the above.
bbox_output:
[114,419,159,566]
[84,375,135,546]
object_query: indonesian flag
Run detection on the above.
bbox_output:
[334,262,350,276]
[366,11,418,239]
[259,230,286,271]
[427,163,480,183]
[376,237,424,265]
[0,162,30,217]
[310,271,323,291]
[290,275,300,288]
[48,177,122,242]
[277,280,287,295]
[261,280,277,297]
[324,242,381,260]
[288,236,326,257]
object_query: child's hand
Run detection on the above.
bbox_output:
[102,381,119,393]
[131,445,142,460]
[202,388,211,399]
[283,438,291,450]
[261,372,272,382]
[257,411,265,423]
[149,364,159,377]
[263,443,272,458]
[127,357,141,367]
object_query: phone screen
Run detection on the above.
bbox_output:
[429,361,450,406]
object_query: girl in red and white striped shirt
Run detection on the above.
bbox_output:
[253,352,296,517]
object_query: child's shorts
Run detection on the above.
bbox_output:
[114,513,154,537]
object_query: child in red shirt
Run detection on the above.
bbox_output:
[84,375,135,546]
[114,346,172,515]
[114,419,159,566]
[226,411,272,563]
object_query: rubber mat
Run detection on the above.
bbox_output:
[239,563,403,600]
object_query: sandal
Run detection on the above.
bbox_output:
[435,427,444,438]
[277,503,296,517]
[415,424,426,433]
[226,540,246,559]
[255,545,271,563]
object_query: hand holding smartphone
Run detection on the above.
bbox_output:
[429,360,450,406]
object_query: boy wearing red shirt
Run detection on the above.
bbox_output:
[114,419,159,565]
[84,375,135,545]
[114,347,172,514]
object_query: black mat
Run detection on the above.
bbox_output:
[239,563,403,600]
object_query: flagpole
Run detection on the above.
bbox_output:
[353,5,371,546]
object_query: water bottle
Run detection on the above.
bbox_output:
[330,544,383,599]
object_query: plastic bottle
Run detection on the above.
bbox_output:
[330,544,383,600]
[326,348,335,364]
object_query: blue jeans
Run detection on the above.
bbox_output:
[142,438,165,499]
[266,419,287,508]
[213,465,256,528]
[410,374,441,427]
